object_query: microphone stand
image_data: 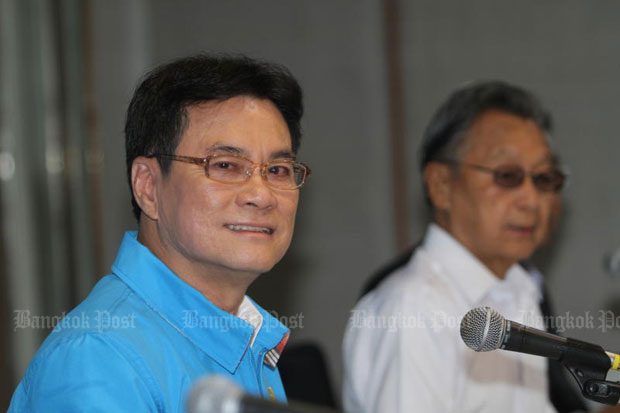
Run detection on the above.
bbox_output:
[560,337,620,405]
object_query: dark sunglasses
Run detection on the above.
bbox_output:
[438,160,567,192]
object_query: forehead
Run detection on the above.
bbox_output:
[462,110,553,165]
[178,96,292,155]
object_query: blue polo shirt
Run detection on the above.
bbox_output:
[9,231,290,412]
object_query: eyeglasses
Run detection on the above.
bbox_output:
[437,159,567,192]
[153,153,311,190]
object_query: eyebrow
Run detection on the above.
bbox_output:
[208,145,244,156]
[207,144,296,160]
[271,149,296,160]
[533,154,560,169]
[487,147,557,164]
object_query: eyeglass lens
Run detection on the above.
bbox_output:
[492,165,565,192]
[206,155,305,188]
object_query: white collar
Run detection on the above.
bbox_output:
[422,223,541,305]
[236,296,263,347]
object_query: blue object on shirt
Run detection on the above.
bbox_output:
[9,231,290,412]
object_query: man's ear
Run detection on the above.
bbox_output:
[131,157,161,221]
[423,162,453,212]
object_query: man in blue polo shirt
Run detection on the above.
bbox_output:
[9,53,311,411]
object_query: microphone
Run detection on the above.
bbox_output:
[186,375,339,413]
[459,306,620,372]
[459,306,620,405]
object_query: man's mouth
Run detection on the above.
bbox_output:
[508,225,536,233]
[224,224,274,235]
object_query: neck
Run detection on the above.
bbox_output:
[137,218,257,314]
[433,216,510,279]
[480,260,510,279]
[180,267,254,314]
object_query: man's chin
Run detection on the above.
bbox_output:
[222,257,278,277]
[507,247,538,264]
[210,243,290,277]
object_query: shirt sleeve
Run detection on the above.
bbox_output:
[9,332,161,413]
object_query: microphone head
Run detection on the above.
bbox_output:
[460,306,506,352]
[186,375,243,413]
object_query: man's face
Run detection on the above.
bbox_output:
[153,96,299,277]
[441,110,560,275]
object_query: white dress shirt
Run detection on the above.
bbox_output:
[342,224,556,413]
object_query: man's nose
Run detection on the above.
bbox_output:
[516,175,541,210]
[235,168,277,209]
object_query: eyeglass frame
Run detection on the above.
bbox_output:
[434,158,567,193]
[151,153,312,189]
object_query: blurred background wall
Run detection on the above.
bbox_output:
[2,0,620,408]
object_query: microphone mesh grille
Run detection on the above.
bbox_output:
[460,306,505,352]
[186,375,243,413]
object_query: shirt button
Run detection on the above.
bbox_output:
[266,386,276,401]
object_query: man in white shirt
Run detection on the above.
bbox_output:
[343,81,568,412]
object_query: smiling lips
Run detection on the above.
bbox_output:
[508,224,536,234]
[225,224,274,235]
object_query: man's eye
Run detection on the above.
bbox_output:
[209,160,243,174]
[535,173,553,183]
[214,161,243,170]
[500,171,519,180]
[268,165,291,176]
[495,169,517,180]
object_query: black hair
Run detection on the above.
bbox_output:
[419,80,552,172]
[125,53,304,221]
